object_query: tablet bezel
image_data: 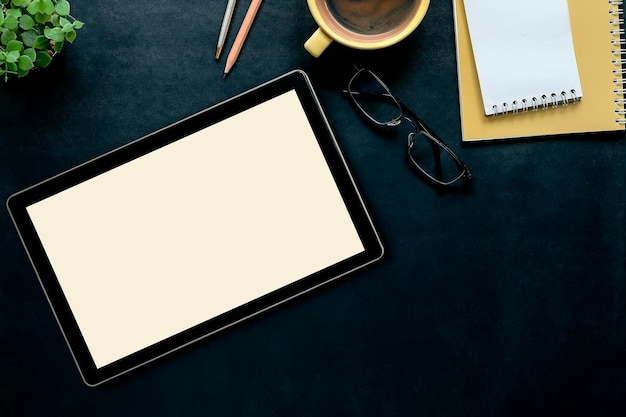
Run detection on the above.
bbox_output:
[6,70,383,386]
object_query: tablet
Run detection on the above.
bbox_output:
[7,70,383,386]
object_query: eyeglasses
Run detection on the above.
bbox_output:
[346,67,472,187]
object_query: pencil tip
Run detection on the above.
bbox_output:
[223,72,228,80]
[215,47,222,60]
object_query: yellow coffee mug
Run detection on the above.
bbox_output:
[305,0,430,57]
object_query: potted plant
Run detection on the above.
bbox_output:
[0,0,83,81]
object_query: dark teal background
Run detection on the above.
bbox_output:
[1,1,625,415]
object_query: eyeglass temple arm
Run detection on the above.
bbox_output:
[341,89,394,100]
[397,102,431,134]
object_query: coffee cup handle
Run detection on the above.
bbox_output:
[304,28,333,58]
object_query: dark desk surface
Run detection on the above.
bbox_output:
[1,1,625,415]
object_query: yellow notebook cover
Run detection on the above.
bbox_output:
[453,0,626,142]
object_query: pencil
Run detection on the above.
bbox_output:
[215,0,237,60]
[223,0,263,78]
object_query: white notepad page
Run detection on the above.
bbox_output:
[462,0,583,116]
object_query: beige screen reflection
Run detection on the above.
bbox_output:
[27,90,365,368]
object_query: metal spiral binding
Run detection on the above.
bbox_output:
[611,0,626,125]
[491,89,579,116]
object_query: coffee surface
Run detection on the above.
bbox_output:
[326,0,418,35]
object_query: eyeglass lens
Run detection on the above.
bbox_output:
[349,70,402,125]
[408,131,467,185]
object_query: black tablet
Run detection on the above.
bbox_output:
[7,70,383,386]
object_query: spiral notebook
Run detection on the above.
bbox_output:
[463,0,583,117]
[454,0,626,142]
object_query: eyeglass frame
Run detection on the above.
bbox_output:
[346,68,472,187]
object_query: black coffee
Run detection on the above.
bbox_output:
[326,0,419,35]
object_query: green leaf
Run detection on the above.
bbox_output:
[0,13,4,27]
[65,29,76,43]
[35,0,46,13]
[34,12,50,24]
[1,29,17,45]
[0,51,6,63]
[44,27,64,43]
[5,8,22,18]
[6,39,23,52]
[27,0,40,15]
[18,14,34,30]
[4,15,18,31]
[73,20,84,30]
[34,51,52,67]
[12,0,30,7]
[5,50,19,63]
[23,47,36,62]
[43,0,55,15]
[55,0,70,16]
[61,23,73,33]
[17,54,33,71]
[53,39,63,52]
[59,17,70,27]
[33,35,49,50]
[37,0,51,14]
[21,29,38,47]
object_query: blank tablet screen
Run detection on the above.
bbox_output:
[9,71,383,385]
[25,90,365,369]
